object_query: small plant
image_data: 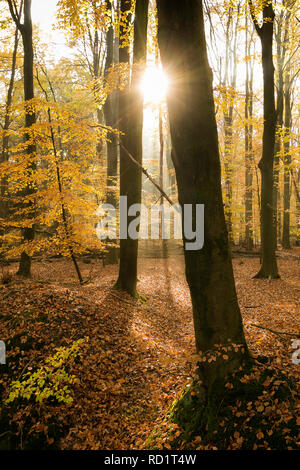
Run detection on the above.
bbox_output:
[6,337,88,405]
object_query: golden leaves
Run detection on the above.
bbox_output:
[0,97,110,260]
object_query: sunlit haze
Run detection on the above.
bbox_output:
[141,67,169,104]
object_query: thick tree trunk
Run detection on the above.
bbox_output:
[116,0,149,296]
[18,2,36,277]
[7,0,36,277]
[249,1,279,278]
[157,0,250,395]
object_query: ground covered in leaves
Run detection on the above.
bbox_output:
[0,250,299,450]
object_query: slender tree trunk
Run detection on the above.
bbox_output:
[103,3,119,265]
[249,1,279,278]
[223,113,233,242]
[158,104,164,239]
[273,10,285,248]
[244,18,254,250]
[116,0,149,296]
[282,69,292,249]
[0,26,19,230]
[157,0,250,399]
[296,169,300,246]
[221,7,239,244]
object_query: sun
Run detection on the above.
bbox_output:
[141,66,169,104]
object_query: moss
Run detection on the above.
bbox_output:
[146,362,299,450]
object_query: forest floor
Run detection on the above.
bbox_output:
[0,250,299,450]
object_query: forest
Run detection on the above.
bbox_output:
[0,0,299,454]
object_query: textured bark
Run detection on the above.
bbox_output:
[157,0,250,393]
[116,0,149,296]
[249,1,279,278]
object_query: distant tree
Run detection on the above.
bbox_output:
[0,15,20,230]
[116,0,149,296]
[244,13,255,250]
[249,0,279,278]
[103,0,119,265]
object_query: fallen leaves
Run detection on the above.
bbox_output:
[0,252,299,450]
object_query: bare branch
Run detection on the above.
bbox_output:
[250,323,300,339]
[7,0,23,30]
[119,139,177,210]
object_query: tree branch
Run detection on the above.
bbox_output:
[7,0,23,31]
[119,139,178,210]
[248,0,262,37]
[250,323,300,338]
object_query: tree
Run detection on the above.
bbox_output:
[282,63,292,249]
[244,13,255,250]
[273,4,287,246]
[7,0,36,277]
[56,0,110,154]
[249,0,279,278]
[0,14,20,233]
[116,0,149,296]
[221,3,241,243]
[157,0,250,408]
[103,0,119,265]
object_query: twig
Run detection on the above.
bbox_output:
[250,323,300,338]
[119,140,178,211]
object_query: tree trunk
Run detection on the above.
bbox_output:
[157,0,250,397]
[8,0,36,277]
[0,26,19,231]
[273,10,283,248]
[282,70,292,249]
[249,1,279,278]
[103,5,119,265]
[221,6,240,244]
[116,0,149,296]
[244,17,254,250]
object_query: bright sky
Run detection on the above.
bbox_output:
[32,0,58,32]
[31,0,72,60]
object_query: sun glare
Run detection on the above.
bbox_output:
[141,66,169,104]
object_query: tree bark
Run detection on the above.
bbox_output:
[244,16,254,250]
[222,6,240,244]
[282,68,292,249]
[116,0,149,296]
[103,1,119,265]
[8,0,36,278]
[249,1,279,278]
[0,25,19,228]
[157,0,250,396]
